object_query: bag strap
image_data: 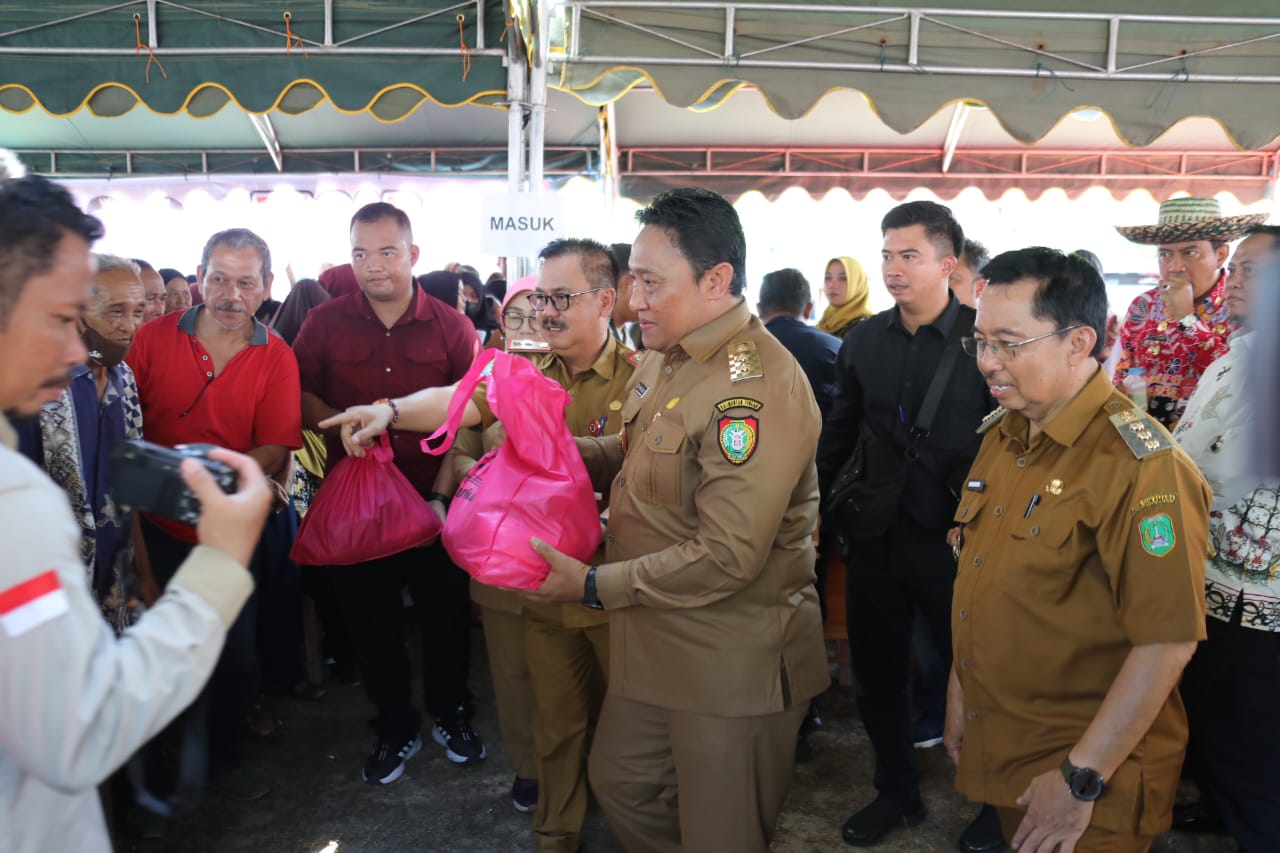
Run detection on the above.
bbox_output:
[907,309,968,451]
[421,348,499,457]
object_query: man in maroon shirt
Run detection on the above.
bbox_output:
[292,203,482,785]
[127,227,302,800]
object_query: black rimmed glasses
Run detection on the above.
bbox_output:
[961,325,1084,361]
[527,287,606,312]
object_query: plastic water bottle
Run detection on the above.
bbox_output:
[1123,367,1148,411]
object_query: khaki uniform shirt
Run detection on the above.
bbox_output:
[952,369,1210,835]
[0,416,252,853]
[470,336,637,628]
[582,300,829,716]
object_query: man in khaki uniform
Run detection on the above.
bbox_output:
[945,247,1210,853]
[529,187,829,853]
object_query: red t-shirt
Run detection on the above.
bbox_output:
[292,288,478,495]
[127,307,303,542]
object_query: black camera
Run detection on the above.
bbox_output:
[111,439,238,526]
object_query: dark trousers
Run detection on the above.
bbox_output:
[255,502,304,689]
[844,516,955,806]
[140,516,260,774]
[331,542,473,741]
[1181,606,1280,853]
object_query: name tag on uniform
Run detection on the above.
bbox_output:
[966,479,986,492]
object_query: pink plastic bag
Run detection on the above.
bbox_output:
[422,349,601,589]
[290,433,442,566]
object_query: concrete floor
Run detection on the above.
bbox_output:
[114,626,1240,853]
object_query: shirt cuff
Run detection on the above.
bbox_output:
[595,561,634,610]
[167,545,255,628]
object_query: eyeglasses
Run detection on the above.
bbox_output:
[961,325,1083,361]
[527,287,605,312]
[502,310,539,331]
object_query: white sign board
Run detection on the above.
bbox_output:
[481,193,567,257]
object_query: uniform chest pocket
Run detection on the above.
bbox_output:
[332,338,373,366]
[1001,514,1080,599]
[632,414,687,506]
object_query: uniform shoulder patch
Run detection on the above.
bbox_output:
[1109,408,1174,459]
[976,406,1008,434]
[714,397,763,413]
[718,416,759,464]
[1138,513,1176,557]
[625,349,644,367]
[727,339,764,383]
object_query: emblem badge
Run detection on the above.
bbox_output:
[717,416,758,465]
[1046,479,1064,496]
[1139,513,1176,557]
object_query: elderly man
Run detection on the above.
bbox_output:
[126,227,302,800]
[16,254,146,631]
[946,247,1211,852]
[0,175,271,853]
[294,203,482,785]
[133,259,168,324]
[1113,198,1266,429]
[1171,225,1280,851]
[527,188,828,853]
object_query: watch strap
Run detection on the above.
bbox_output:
[582,566,604,610]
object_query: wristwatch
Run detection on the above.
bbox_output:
[1177,312,1198,331]
[1060,756,1105,802]
[582,566,604,610]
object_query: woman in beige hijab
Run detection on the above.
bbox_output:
[817,256,872,339]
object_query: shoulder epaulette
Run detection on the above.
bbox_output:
[976,406,1008,434]
[625,349,644,367]
[728,339,764,382]
[1108,407,1174,459]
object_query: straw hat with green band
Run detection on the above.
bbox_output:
[1116,197,1268,245]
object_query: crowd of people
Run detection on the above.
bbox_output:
[0,171,1275,853]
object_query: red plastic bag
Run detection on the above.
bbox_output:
[290,433,442,566]
[422,349,601,590]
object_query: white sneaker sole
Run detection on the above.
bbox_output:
[913,736,944,749]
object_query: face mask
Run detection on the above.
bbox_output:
[82,324,130,369]
[464,299,488,325]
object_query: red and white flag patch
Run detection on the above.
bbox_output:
[0,570,70,637]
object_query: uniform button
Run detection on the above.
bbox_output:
[959,507,969,518]
[1016,457,1027,468]
[654,435,663,445]
[202,355,209,361]
[205,371,213,377]
[618,477,625,487]
[972,556,982,567]
[385,367,392,373]
[640,424,648,431]
[961,659,971,670]
[1030,525,1040,536]
[966,710,977,721]
[385,331,391,337]
[606,534,614,544]
[959,609,968,620]
[664,365,672,375]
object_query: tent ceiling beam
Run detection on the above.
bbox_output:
[618,146,1277,183]
[559,3,1280,85]
[245,113,282,173]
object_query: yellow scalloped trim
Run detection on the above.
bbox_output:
[0,78,509,123]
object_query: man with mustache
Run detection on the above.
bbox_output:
[16,254,146,631]
[126,228,302,801]
[946,247,1210,853]
[0,174,272,853]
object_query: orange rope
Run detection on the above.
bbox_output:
[457,14,471,81]
[133,14,168,83]
[284,12,307,57]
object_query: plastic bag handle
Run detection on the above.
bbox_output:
[421,348,499,457]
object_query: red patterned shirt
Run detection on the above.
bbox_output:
[1112,271,1236,430]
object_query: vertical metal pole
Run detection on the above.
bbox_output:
[527,1,549,193]
[507,19,530,277]
[724,6,736,60]
[475,0,485,49]
[324,0,334,46]
[146,0,158,47]
[908,10,921,66]
[1106,17,1119,74]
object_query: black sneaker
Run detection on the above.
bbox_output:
[432,706,487,764]
[362,733,422,784]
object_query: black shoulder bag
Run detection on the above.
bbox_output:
[823,318,966,540]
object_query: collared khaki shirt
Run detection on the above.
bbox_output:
[952,368,1210,835]
[469,336,637,626]
[583,300,829,716]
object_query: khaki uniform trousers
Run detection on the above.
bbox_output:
[525,604,609,853]
[996,807,1155,853]
[479,603,537,779]
[588,694,807,853]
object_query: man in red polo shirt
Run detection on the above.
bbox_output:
[126,227,302,800]
[293,202,482,785]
